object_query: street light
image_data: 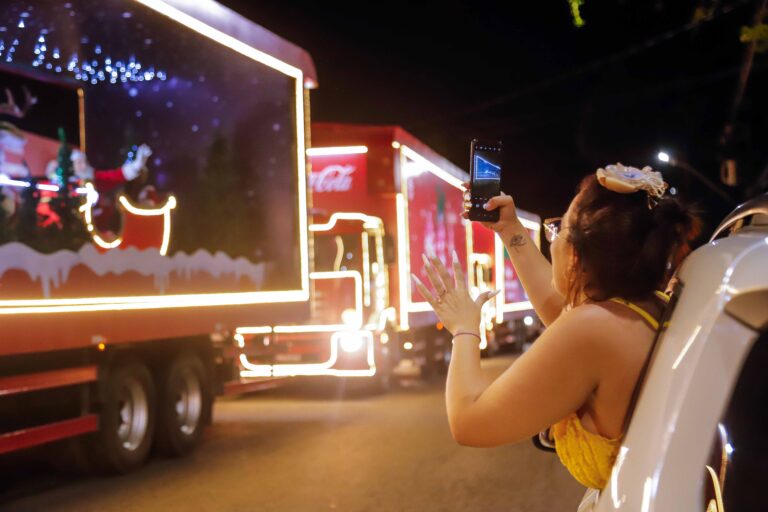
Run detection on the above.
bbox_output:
[656,150,734,205]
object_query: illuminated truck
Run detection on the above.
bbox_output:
[236,124,540,384]
[471,215,543,354]
[0,0,317,473]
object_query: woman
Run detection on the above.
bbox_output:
[411,163,701,508]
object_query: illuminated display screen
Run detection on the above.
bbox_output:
[473,155,501,181]
[0,0,303,299]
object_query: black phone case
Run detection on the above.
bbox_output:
[468,140,502,222]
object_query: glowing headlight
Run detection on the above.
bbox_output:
[339,333,364,353]
[342,308,358,326]
[524,315,534,327]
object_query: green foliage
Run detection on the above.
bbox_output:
[45,128,89,251]
[15,179,42,250]
[741,23,768,53]
[0,187,14,244]
[13,128,89,253]
[568,0,586,28]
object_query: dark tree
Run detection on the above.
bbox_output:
[174,133,250,259]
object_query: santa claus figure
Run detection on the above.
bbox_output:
[42,144,153,233]
[70,144,152,191]
[0,122,29,217]
[80,145,152,233]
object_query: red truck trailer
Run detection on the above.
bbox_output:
[471,215,542,353]
[0,0,317,473]
[236,124,541,383]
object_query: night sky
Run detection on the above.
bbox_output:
[220,0,767,237]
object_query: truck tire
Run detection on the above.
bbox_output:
[155,353,210,457]
[88,360,156,474]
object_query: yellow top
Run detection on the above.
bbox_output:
[550,413,622,489]
[550,291,670,489]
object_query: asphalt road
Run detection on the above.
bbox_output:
[1,355,585,512]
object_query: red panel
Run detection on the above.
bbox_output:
[407,165,468,303]
[472,223,495,257]
[0,300,307,357]
[0,415,98,455]
[0,366,97,397]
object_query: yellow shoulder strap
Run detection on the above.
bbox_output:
[609,298,660,330]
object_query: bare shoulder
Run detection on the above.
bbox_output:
[550,303,619,341]
[543,303,641,362]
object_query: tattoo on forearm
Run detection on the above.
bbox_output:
[508,234,526,252]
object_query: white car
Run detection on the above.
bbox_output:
[590,194,768,511]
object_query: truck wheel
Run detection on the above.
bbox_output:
[155,353,210,457]
[88,360,156,474]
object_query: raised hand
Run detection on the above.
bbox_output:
[462,181,523,234]
[411,250,499,335]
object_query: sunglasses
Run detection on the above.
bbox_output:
[543,217,564,243]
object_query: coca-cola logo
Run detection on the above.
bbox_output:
[310,164,356,193]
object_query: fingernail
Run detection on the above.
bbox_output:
[483,202,490,210]
[452,250,459,264]
[491,290,501,297]
[422,254,430,267]
[410,273,420,284]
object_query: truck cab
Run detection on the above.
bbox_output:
[237,213,398,385]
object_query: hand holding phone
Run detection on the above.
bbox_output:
[468,139,503,222]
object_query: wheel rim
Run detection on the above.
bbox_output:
[174,369,202,436]
[116,376,149,451]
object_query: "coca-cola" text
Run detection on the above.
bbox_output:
[310,164,356,193]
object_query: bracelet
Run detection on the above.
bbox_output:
[452,331,481,343]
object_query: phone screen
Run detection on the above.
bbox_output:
[469,141,502,222]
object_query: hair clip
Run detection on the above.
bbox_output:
[596,163,668,208]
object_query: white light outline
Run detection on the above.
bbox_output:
[309,212,387,313]
[469,250,495,350]
[0,290,308,315]
[361,232,371,307]
[396,192,410,330]
[239,330,375,377]
[117,194,177,256]
[398,147,470,315]
[132,0,304,79]
[495,230,506,323]
[306,146,368,156]
[79,190,177,254]
[236,326,273,335]
[399,145,464,188]
[309,212,383,232]
[494,221,541,321]
[236,215,391,379]
[0,2,311,313]
[78,182,124,250]
[236,270,363,335]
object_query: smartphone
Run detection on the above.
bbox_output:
[468,139,503,222]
